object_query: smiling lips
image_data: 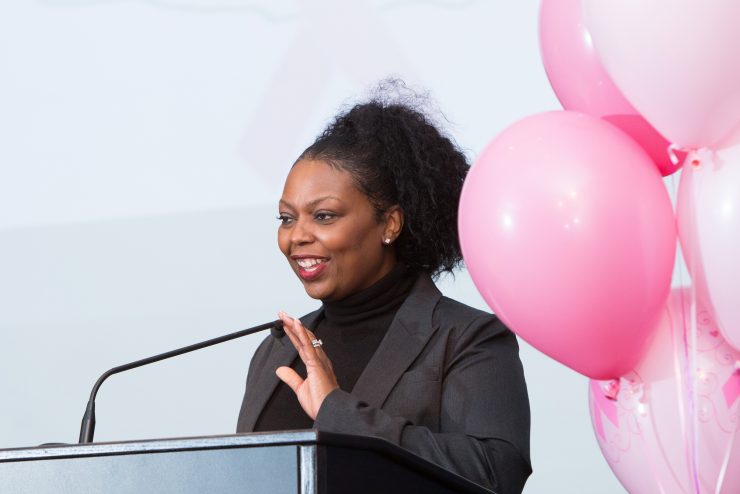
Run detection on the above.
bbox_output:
[293,256,329,281]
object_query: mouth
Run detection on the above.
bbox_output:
[291,256,329,281]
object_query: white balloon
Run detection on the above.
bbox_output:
[582,0,740,149]
[677,144,740,350]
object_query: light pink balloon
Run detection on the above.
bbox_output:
[582,0,740,150]
[458,111,676,379]
[589,288,740,494]
[677,146,740,351]
[539,0,679,176]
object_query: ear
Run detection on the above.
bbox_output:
[382,205,404,243]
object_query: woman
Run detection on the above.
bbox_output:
[237,90,531,493]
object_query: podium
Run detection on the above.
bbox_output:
[0,430,494,493]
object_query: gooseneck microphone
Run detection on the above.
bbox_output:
[78,320,284,444]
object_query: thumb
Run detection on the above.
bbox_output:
[276,366,303,393]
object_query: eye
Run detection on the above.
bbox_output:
[314,211,336,222]
[276,214,294,226]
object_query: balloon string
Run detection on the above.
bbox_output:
[669,166,702,493]
[679,164,702,494]
[685,280,702,494]
[640,320,688,494]
[714,427,737,494]
[674,280,700,494]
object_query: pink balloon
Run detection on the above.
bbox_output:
[539,0,632,116]
[677,146,740,351]
[458,111,676,379]
[582,0,740,150]
[589,288,740,494]
[539,0,679,176]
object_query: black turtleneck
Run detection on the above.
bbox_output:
[253,263,417,432]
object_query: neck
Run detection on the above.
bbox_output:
[321,263,416,326]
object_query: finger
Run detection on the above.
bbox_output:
[276,366,304,393]
[279,311,302,340]
[279,313,318,367]
[290,322,330,373]
[304,328,332,367]
[304,328,321,351]
[278,312,304,351]
[291,317,317,352]
[304,327,318,342]
[294,320,328,370]
[278,311,296,334]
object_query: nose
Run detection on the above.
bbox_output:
[290,216,315,246]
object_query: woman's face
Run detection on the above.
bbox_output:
[278,159,400,301]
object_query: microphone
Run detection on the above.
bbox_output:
[78,320,284,444]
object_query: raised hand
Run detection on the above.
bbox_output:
[275,311,339,420]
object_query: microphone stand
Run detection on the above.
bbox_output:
[79,320,284,444]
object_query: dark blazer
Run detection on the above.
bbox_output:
[237,274,531,493]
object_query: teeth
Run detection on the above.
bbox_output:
[297,258,325,269]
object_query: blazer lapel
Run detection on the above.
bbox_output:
[240,309,323,432]
[350,274,442,409]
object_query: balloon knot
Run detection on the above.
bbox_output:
[602,379,620,401]
[685,148,717,169]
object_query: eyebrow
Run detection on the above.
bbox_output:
[279,195,342,210]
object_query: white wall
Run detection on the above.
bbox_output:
[0,1,626,492]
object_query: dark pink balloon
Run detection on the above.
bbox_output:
[539,0,681,176]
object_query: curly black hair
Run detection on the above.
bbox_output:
[298,82,470,278]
